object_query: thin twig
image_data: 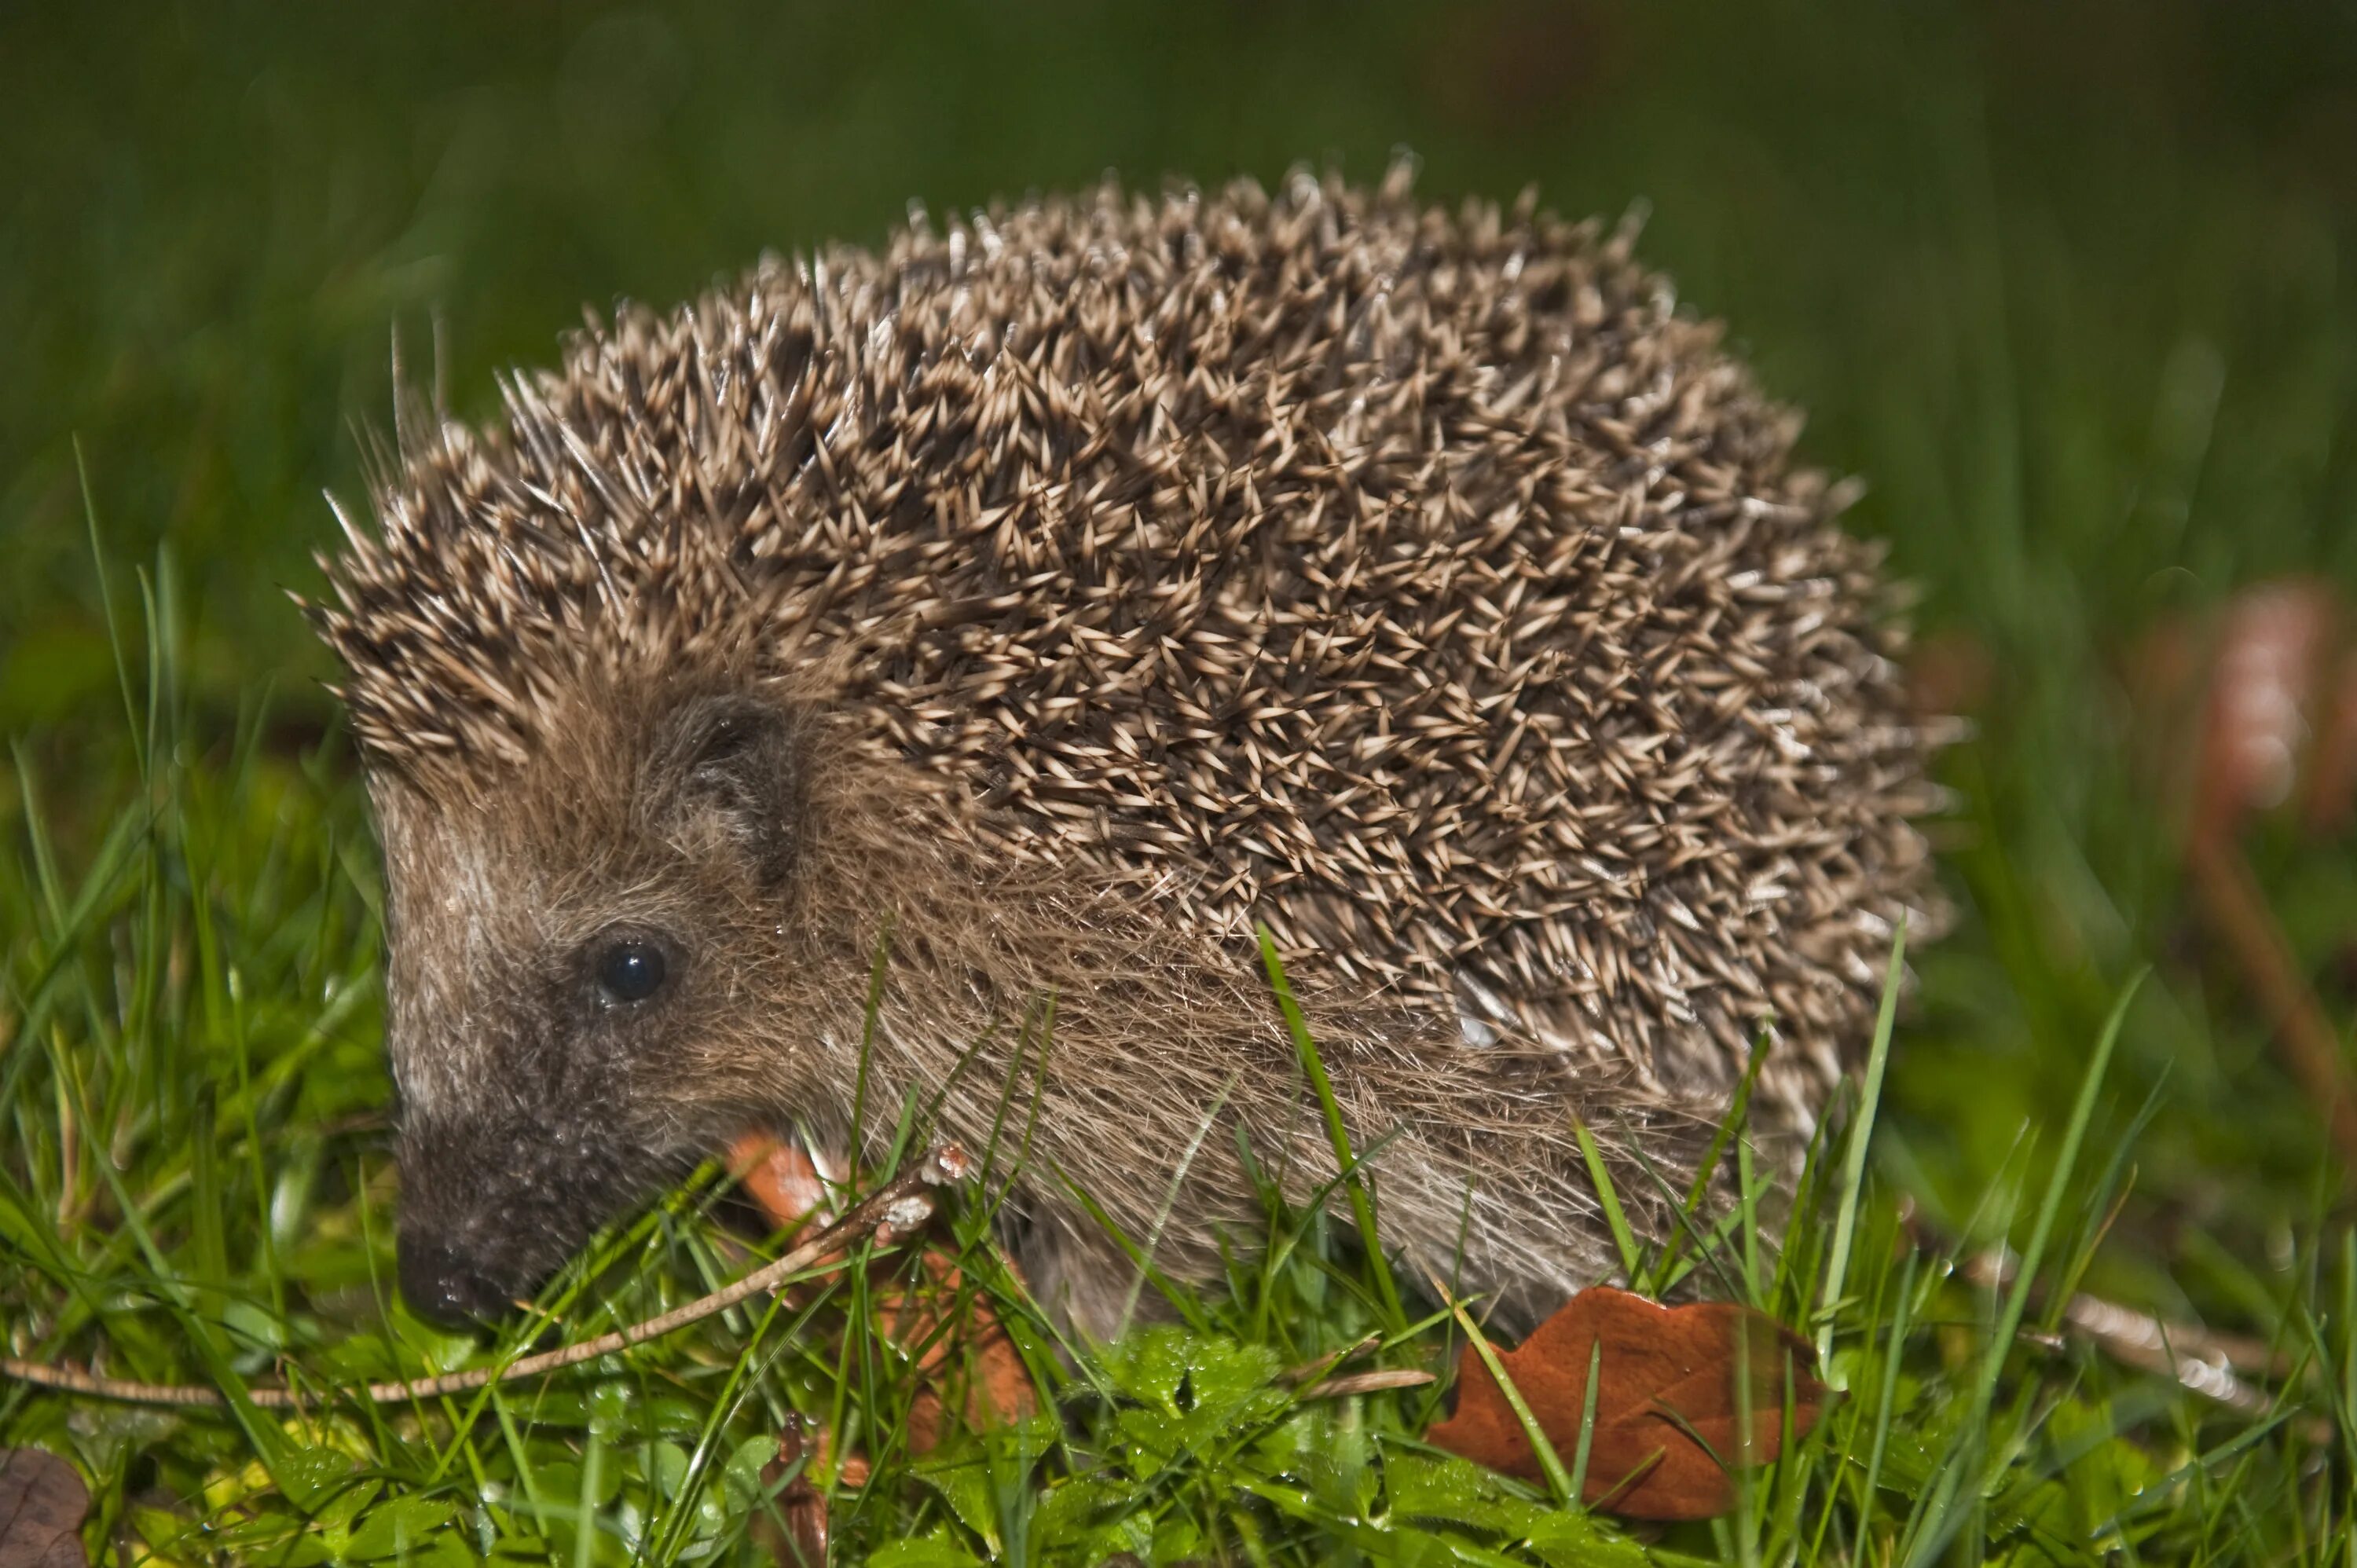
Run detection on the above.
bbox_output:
[1296,1368,1435,1399]
[1279,1332,1432,1398]
[1277,1332,1380,1387]
[1897,1207,2332,1437]
[1,1145,970,1410]
[1960,1244,2291,1415]
[2187,837,2357,1175]
[1963,1241,2334,1445]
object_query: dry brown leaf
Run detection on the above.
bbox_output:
[727,1133,836,1236]
[1426,1286,1825,1521]
[2191,579,2337,852]
[754,1416,849,1567]
[879,1255,1039,1450]
[0,1450,88,1568]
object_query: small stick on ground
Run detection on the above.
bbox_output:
[2187,838,2357,1175]
[1963,1246,2288,1387]
[1278,1332,1382,1387]
[0,1145,970,1410]
[1956,1233,2330,1441]
[1297,1368,1435,1399]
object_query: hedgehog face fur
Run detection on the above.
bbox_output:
[314,165,1945,1337]
[369,671,819,1321]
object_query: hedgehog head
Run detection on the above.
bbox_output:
[313,380,853,1320]
[361,650,816,1318]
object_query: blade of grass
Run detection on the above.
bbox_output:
[1431,1280,1574,1508]
[75,439,146,779]
[1819,921,1905,1371]
[1902,969,2141,1568]
[1565,1337,1602,1507]
[1570,1118,1642,1288]
[1258,925,1404,1333]
[1972,971,2141,1413]
[1648,1032,1771,1293]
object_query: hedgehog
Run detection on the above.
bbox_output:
[310,163,1945,1339]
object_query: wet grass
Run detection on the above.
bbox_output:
[9,0,2357,1559]
[2,636,2350,1563]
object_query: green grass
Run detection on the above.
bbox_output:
[2,626,2350,1563]
[9,0,2357,1559]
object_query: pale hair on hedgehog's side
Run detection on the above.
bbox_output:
[310,161,1946,1338]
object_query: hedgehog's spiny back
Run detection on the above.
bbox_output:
[315,166,1942,1124]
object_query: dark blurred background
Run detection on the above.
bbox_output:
[9,0,2357,712]
[8,0,2357,1302]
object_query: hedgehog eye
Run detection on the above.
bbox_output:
[595,942,668,1005]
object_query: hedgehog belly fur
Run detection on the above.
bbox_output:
[316,163,1945,1338]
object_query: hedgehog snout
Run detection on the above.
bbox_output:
[390,1085,676,1328]
[389,1146,570,1329]
[396,1230,515,1328]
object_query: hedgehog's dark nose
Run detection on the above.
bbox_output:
[397,1233,511,1328]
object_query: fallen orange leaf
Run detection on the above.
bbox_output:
[882,1255,1039,1449]
[1427,1287,1825,1521]
[728,1133,1039,1453]
[727,1134,837,1236]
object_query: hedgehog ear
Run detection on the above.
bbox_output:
[671,697,806,888]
